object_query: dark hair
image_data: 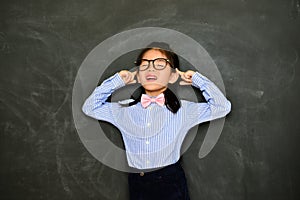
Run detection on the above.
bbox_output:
[129,42,181,113]
[134,42,180,72]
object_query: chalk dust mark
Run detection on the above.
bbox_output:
[0,96,37,137]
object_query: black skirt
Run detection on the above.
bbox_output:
[128,161,190,200]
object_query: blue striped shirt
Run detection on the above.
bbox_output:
[82,72,231,169]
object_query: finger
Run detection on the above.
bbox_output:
[131,71,137,79]
[179,81,192,85]
[176,68,183,75]
[181,74,191,82]
[186,71,196,79]
[126,74,133,83]
[129,72,138,83]
[183,72,192,79]
[126,73,134,83]
[128,80,137,84]
[120,71,129,79]
[121,74,128,81]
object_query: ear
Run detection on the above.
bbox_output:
[168,71,179,84]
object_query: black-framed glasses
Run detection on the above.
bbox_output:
[135,58,173,71]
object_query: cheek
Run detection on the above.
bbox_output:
[158,72,172,83]
[136,73,143,83]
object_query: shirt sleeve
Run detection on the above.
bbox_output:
[82,73,126,125]
[184,72,231,128]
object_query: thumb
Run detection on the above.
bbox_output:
[179,81,192,85]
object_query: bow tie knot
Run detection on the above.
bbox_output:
[141,93,165,108]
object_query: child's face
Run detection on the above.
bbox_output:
[137,49,178,96]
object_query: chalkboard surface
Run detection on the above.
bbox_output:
[1,0,299,199]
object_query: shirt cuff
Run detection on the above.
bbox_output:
[191,72,207,88]
[110,73,126,90]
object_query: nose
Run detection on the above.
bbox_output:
[148,61,155,71]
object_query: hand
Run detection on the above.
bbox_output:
[176,69,196,85]
[118,70,137,85]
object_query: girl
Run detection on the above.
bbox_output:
[82,43,231,200]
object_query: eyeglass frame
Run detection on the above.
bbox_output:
[134,58,174,71]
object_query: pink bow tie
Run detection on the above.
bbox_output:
[141,93,165,108]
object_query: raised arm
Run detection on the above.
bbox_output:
[81,73,125,124]
[82,70,137,124]
[177,69,231,127]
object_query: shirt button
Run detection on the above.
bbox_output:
[147,123,151,127]
[140,172,144,176]
[145,140,150,145]
[146,160,150,164]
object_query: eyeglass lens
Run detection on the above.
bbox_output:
[139,58,168,71]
